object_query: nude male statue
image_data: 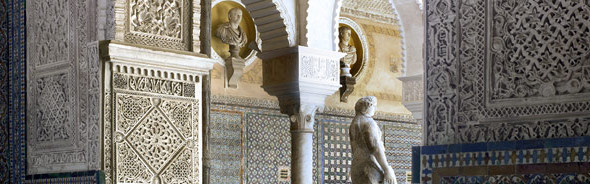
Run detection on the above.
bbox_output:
[349,96,397,184]
[215,8,248,58]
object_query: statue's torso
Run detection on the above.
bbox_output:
[349,116,383,183]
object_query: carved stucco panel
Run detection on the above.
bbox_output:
[105,65,202,184]
[113,93,201,184]
[116,0,197,51]
[26,0,100,174]
[300,55,340,83]
[425,0,590,145]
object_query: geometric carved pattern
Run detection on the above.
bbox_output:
[35,73,70,142]
[26,0,100,174]
[127,107,183,172]
[114,94,199,184]
[425,0,590,145]
[209,111,243,184]
[489,1,590,101]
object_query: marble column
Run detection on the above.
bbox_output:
[262,46,344,184]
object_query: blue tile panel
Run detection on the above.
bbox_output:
[0,0,9,183]
[25,171,103,184]
[414,136,590,184]
[8,0,26,183]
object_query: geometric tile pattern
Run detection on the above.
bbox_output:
[245,113,291,184]
[382,121,422,183]
[415,136,590,184]
[0,0,9,183]
[320,119,353,183]
[210,103,420,184]
[210,110,243,184]
[440,173,590,184]
[25,170,102,184]
[8,0,27,183]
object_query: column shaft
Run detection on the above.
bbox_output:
[291,130,313,184]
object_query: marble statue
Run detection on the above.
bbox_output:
[349,96,397,184]
[339,26,357,77]
[215,8,248,59]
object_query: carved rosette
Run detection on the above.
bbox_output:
[102,43,214,184]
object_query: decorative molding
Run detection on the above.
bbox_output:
[340,0,398,25]
[386,0,408,76]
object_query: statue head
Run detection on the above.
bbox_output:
[228,8,243,28]
[339,26,352,45]
[355,96,377,116]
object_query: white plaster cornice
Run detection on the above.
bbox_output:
[102,42,216,75]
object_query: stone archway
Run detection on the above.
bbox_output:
[242,0,293,51]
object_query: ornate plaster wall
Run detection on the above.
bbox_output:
[424,0,590,146]
[25,0,101,174]
[415,0,590,183]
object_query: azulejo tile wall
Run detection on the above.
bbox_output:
[0,0,9,183]
[413,136,590,184]
[210,96,421,184]
[7,0,27,183]
[24,171,102,184]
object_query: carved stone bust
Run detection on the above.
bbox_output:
[339,26,357,77]
[349,96,397,184]
[215,8,248,58]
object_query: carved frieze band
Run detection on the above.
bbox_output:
[425,0,590,145]
[300,55,340,83]
[113,73,196,98]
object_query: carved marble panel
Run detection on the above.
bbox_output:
[108,81,201,183]
[115,0,200,51]
[26,0,100,174]
[425,0,590,145]
[103,50,207,183]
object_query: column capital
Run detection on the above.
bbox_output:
[262,46,344,116]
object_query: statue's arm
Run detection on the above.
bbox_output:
[362,121,397,184]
